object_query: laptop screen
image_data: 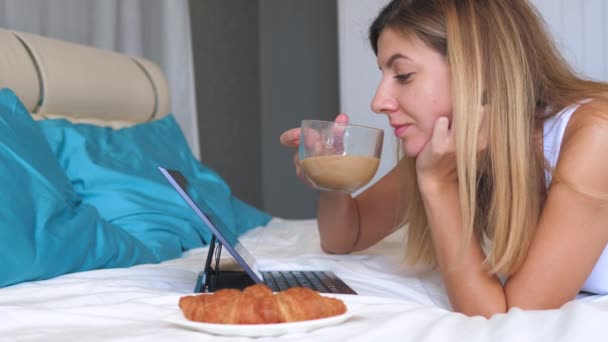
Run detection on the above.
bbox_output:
[158,166,264,282]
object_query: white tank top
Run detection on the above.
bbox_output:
[543,102,608,294]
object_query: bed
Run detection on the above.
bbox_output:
[1,28,608,342]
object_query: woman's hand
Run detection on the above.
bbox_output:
[280,113,349,188]
[416,108,488,191]
[415,116,458,190]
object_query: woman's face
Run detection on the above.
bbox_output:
[371,27,453,158]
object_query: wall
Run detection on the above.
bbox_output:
[189,0,263,210]
[337,0,394,190]
[259,1,339,219]
[337,0,608,186]
[189,0,339,218]
[531,0,608,81]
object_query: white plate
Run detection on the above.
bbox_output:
[166,308,354,337]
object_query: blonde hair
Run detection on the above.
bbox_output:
[370,0,608,275]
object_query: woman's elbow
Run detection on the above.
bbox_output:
[320,242,353,255]
[458,302,507,319]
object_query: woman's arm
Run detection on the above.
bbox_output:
[420,103,608,318]
[280,119,408,255]
[505,102,608,308]
[419,180,507,317]
[416,116,506,317]
[318,157,408,253]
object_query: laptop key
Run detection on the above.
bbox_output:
[314,271,342,293]
[261,272,280,292]
[292,271,313,288]
[275,280,289,291]
[282,272,301,288]
[259,270,356,294]
[268,271,289,291]
[321,271,357,294]
[304,271,330,293]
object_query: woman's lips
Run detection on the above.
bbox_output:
[393,124,411,137]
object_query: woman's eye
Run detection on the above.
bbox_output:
[394,73,414,83]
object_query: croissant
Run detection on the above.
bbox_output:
[178,284,347,324]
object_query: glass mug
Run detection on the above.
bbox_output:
[298,120,383,193]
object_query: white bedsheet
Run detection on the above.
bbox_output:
[1,218,607,341]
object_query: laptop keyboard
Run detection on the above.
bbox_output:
[261,270,357,294]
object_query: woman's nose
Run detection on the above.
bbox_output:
[371,86,397,114]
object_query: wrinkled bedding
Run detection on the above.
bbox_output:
[1,218,607,341]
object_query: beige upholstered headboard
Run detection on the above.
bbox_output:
[0,27,170,128]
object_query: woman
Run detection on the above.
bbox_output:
[280,0,608,318]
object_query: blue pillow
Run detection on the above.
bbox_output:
[37,113,271,259]
[0,88,159,287]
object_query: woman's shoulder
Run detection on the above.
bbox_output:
[569,98,608,128]
[557,97,608,190]
[560,98,608,141]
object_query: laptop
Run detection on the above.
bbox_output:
[158,167,357,295]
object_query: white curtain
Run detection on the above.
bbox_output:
[0,0,200,158]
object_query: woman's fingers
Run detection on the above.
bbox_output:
[331,113,350,154]
[280,128,301,147]
[293,151,301,174]
[281,114,349,148]
[334,113,349,125]
[281,114,351,189]
[293,151,315,187]
[431,116,454,154]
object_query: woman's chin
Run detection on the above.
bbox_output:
[402,142,423,158]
